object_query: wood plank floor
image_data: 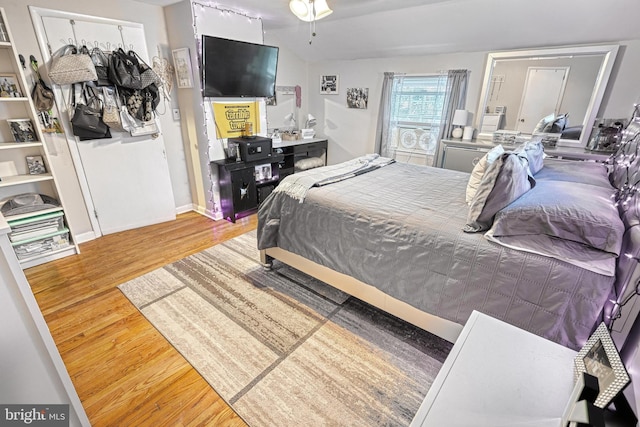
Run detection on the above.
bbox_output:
[25,211,257,426]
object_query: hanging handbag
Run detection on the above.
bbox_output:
[70,84,111,140]
[119,100,159,138]
[90,47,111,86]
[101,86,125,132]
[48,45,98,86]
[121,83,160,122]
[109,48,160,90]
[30,56,55,112]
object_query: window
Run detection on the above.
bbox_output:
[384,74,448,166]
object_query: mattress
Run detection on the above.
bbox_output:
[257,161,616,349]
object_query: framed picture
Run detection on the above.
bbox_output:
[265,94,277,106]
[255,164,272,182]
[172,48,194,89]
[0,74,22,97]
[574,322,630,408]
[320,75,339,95]
[7,118,37,142]
[26,155,46,175]
[347,88,369,109]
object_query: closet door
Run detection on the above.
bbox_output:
[31,9,175,235]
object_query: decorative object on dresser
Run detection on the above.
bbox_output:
[573,323,631,411]
[301,113,317,139]
[451,109,469,138]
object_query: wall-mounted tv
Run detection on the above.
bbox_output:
[202,35,279,98]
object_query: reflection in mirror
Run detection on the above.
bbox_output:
[476,45,619,147]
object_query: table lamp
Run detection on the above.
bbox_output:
[452,110,469,139]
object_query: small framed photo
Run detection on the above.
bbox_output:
[347,88,369,109]
[265,94,277,106]
[7,118,37,142]
[574,322,630,408]
[26,155,46,175]
[255,164,272,182]
[172,48,193,89]
[0,74,22,97]
[320,75,339,95]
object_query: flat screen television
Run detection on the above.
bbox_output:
[202,35,279,98]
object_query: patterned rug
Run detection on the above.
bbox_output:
[118,231,452,426]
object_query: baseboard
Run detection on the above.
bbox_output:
[74,230,98,244]
[175,203,195,215]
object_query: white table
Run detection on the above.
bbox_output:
[411,311,577,427]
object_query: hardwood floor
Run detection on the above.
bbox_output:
[25,211,256,426]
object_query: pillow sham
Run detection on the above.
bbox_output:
[535,158,611,188]
[464,152,534,233]
[514,138,545,175]
[465,144,505,204]
[489,180,623,256]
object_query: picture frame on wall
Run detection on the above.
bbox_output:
[347,88,369,109]
[0,73,22,97]
[320,75,339,95]
[573,322,630,409]
[172,48,194,89]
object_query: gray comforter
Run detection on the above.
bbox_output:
[257,161,615,349]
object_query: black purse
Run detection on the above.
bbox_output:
[70,84,111,141]
[90,47,111,86]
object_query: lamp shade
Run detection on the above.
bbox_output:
[452,109,469,126]
[290,0,333,22]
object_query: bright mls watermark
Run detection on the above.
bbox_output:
[0,405,68,426]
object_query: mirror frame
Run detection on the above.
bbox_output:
[476,44,619,148]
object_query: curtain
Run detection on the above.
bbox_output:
[439,69,469,141]
[375,72,403,157]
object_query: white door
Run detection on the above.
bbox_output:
[32,10,176,235]
[515,67,569,133]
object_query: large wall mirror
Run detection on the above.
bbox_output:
[476,44,619,147]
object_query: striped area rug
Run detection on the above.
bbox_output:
[118,231,452,426]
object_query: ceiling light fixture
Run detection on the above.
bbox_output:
[289,0,333,44]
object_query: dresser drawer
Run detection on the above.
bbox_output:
[442,146,489,173]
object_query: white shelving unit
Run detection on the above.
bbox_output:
[0,7,77,268]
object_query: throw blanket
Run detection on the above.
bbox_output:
[274,154,395,202]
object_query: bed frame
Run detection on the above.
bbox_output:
[261,246,463,343]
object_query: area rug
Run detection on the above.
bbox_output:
[118,231,452,426]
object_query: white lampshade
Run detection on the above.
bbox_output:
[452,109,469,126]
[289,0,333,22]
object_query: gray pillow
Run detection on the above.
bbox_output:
[490,180,624,255]
[514,138,544,175]
[464,152,535,233]
[535,158,611,188]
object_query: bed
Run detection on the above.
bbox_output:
[257,139,640,351]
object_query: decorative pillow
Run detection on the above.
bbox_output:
[464,152,534,233]
[544,113,568,133]
[489,180,623,255]
[465,144,504,204]
[514,138,544,175]
[533,114,555,133]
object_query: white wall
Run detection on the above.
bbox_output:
[0,0,192,238]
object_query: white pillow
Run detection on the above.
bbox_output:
[466,144,504,204]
